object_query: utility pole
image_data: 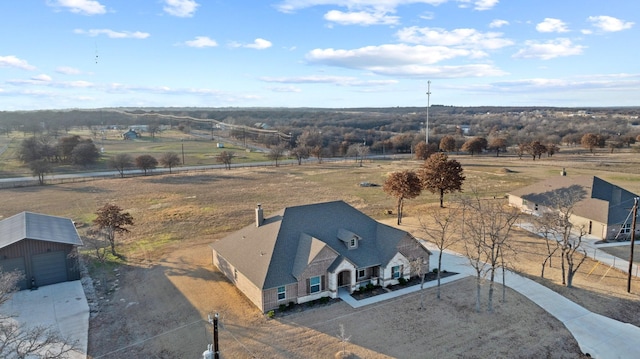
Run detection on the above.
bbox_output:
[628,198,638,293]
[203,313,220,359]
[426,80,431,145]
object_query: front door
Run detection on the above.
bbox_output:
[337,270,351,288]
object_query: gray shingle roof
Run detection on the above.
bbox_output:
[508,176,638,225]
[0,212,83,249]
[211,201,415,290]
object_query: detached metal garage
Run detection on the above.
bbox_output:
[0,212,82,290]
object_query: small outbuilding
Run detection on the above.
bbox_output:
[0,212,83,290]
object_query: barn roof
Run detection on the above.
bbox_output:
[0,212,83,249]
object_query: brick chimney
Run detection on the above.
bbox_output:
[256,204,264,227]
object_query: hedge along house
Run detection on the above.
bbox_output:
[211,201,431,312]
[508,174,640,241]
[0,212,83,290]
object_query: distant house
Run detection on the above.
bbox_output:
[0,212,83,290]
[211,201,431,312]
[508,174,639,241]
[122,129,140,140]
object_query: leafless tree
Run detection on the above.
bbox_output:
[267,144,286,167]
[336,324,351,358]
[159,152,180,174]
[534,212,562,278]
[462,195,519,312]
[0,270,77,358]
[417,205,460,300]
[108,153,133,178]
[216,151,235,170]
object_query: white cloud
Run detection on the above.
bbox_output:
[31,74,52,82]
[324,10,399,26]
[47,0,106,15]
[56,66,82,75]
[489,19,509,28]
[74,29,150,39]
[185,36,218,48]
[472,0,498,11]
[0,55,36,71]
[163,0,199,18]
[305,44,506,78]
[536,18,569,33]
[396,26,513,50]
[260,75,399,87]
[267,86,302,93]
[587,16,634,32]
[276,1,464,14]
[513,38,585,60]
[245,38,273,50]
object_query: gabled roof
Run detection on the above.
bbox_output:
[211,201,417,290]
[508,175,638,225]
[0,212,83,249]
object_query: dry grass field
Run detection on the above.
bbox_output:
[1,148,640,358]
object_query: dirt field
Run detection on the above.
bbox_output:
[1,151,639,358]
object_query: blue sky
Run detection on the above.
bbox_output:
[1,0,638,110]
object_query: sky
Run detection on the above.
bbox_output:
[1,0,639,110]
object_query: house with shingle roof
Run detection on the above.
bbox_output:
[508,174,639,241]
[0,212,83,289]
[210,201,431,312]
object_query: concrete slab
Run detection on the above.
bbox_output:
[0,280,89,359]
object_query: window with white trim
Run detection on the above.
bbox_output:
[392,265,402,279]
[358,269,365,278]
[310,276,321,293]
[277,286,286,300]
[622,223,632,234]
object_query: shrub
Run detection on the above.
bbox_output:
[266,310,275,318]
[398,277,407,285]
[432,268,439,273]
[288,301,296,310]
[365,283,374,291]
[279,304,287,312]
[320,296,330,304]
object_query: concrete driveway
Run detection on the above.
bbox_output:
[0,280,89,359]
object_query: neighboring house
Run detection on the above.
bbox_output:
[508,174,639,241]
[0,212,83,290]
[122,129,140,140]
[211,201,431,312]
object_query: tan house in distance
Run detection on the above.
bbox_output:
[210,201,431,312]
[508,174,639,241]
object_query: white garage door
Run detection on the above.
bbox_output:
[0,257,28,290]
[32,251,67,287]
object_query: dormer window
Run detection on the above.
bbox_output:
[337,228,361,250]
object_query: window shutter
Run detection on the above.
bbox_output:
[306,278,310,294]
[321,275,326,291]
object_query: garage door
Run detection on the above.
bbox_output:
[0,257,28,290]
[32,251,67,287]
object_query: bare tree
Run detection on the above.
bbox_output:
[383,170,423,225]
[534,212,562,278]
[336,324,351,358]
[267,145,286,167]
[216,151,235,170]
[581,133,598,154]
[417,205,460,300]
[29,159,52,185]
[159,152,181,174]
[290,145,309,165]
[108,153,133,178]
[462,195,519,312]
[0,270,77,358]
